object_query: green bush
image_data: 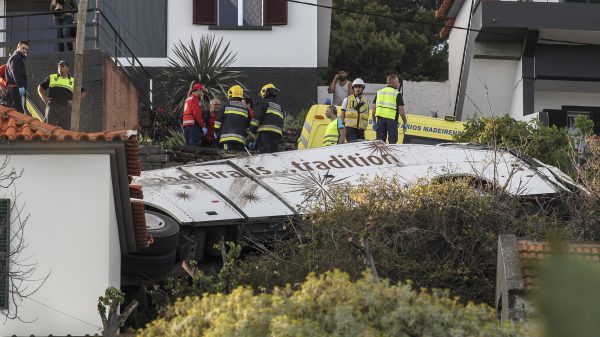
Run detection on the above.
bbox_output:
[137,270,533,337]
[236,178,551,304]
[455,115,571,171]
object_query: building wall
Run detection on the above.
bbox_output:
[509,59,524,119]
[138,0,321,68]
[103,54,140,130]
[462,59,519,119]
[0,154,119,336]
[447,0,472,115]
[534,91,600,112]
[317,81,452,118]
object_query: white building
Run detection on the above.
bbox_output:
[100,0,333,112]
[0,107,147,336]
[0,0,332,113]
[438,0,600,132]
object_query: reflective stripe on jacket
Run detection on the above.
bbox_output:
[344,94,369,130]
[215,99,250,145]
[251,98,284,136]
[323,118,340,146]
[375,86,398,120]
[182,95,204,128]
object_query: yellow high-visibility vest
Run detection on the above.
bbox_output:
[323,118,340,146]
[375,86,398,120]
[49,74,74,92]
[344,95,369,130]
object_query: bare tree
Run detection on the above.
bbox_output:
[0,156,51,322]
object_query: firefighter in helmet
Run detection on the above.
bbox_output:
[214,84,250,152]
[250,83,284,153]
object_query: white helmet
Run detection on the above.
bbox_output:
[352,78,365,88]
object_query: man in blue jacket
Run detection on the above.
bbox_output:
[6,41,29,114]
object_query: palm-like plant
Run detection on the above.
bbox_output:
[162,36,242,115]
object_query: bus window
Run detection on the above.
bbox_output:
[402,135,446,145]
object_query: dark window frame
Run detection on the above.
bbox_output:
[193,0,287,28]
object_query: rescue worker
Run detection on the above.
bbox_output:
[202,98,221,147]
[250,84,284,153]
[181,83,208,146]
[323,105,346,146]
[6,41,29,114]
[370,74,408,144]
[37,60,86,128]
[341,78,368,142]
[215,85,250,152]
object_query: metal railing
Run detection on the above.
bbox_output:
[0,8,153,109]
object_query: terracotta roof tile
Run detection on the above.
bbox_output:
[436,0,454,19]
[518,239,600,289]
[439,18,455,39]
[0,106,148,251]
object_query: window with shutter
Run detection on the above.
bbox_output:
[0,199,10,310]
[193,0,218,25]
[264,0,287,26]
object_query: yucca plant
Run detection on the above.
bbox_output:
[161,36,243,115]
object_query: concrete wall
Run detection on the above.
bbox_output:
[138,0,323,68]
[0,154,119,336]
[318,81,452,117]
[462,59,519,119]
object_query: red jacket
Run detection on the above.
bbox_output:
[203,113,217,143]
[182,94,204,128]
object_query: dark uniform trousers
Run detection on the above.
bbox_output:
[46,101,71,129]
[345,127,365,142]
[8,87,24,114]
[376,117,399,144]
[257,132,280,153]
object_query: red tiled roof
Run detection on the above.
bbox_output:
[0,106,148,250]
[436,0,456,39]
[518,240,600,289]
[439,18,455,39]
[436,0,455,19]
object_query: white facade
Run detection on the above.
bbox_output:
[0,154,120,336]
[139,0,330,68]
[461,59,520,119]
[447,0,471,115]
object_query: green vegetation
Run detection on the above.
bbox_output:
[283,109,308,131]
[324,0,447,83]
[162,36,242,115]
[455,115,572,170]
[137,270,533,337]
[236,178,552,305]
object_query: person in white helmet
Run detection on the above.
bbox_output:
[341,78,369,142]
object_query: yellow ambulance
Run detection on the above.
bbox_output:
[297,104,466,149]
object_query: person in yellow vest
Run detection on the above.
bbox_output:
[37,60,86,128]
[341,78,369,142]
[323,105,346,146]
[370,74,407,144]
